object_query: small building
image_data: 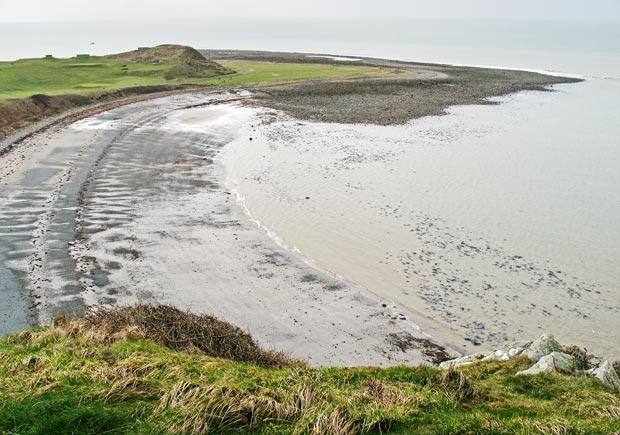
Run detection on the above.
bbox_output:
[137,47,150,51]
[76,54,90,58]
[44,54,53,59]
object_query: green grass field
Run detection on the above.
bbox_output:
[1,306,618,435]
[0,57,174,99]
[0,56,380,100]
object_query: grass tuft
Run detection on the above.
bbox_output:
[440,368,476,404]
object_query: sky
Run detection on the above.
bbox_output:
[1,0,619,22]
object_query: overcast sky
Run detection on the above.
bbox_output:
[1,0,619,22]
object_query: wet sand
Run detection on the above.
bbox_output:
[1,53,604,365]
[223,84,620,359]
[0,90,460,366]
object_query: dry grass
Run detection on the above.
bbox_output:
[312,408,358,435]
[365,378,419,407]
[55,304,301,368]
[440,368,476,404]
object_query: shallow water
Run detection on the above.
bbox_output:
[222,77,620,357]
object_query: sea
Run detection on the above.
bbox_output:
[1,18,619,355]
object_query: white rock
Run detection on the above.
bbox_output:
[508,347,524,357]
[482,351,504,362]
[481,344,526,362]
[590,360,620,391]
[517,352,575,375]
[523,333,563,362]
[439,352,486,369]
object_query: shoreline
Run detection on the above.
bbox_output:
[207,50,580,126]
[0,49,596,365]
[225,164,470,356]
[0,91,464,366]
[221,79,619,360]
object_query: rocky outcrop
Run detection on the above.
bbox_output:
[522,334,563,362]
[438,333,618,391]
[517,352,575,375]
[439,353,486,369]
[589,360,620,391]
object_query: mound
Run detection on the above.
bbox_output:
[106,44,233,79]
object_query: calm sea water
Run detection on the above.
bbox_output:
[1,18,619,77]
[2,19,619,354]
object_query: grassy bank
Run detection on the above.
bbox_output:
[0,50,379,100]
[0,45,382,141]
[0,45,231,99]
[1,306,618,435]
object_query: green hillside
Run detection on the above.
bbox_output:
[0,45,380,100]
[0,305,618,435]
[0,45,231,99]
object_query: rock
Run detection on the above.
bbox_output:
[562,344,591,370]
[439,352,486,369]
[590,360,620,391]
[482,349,509,362]
[522,333,563,362]
[482,345,526,362]
[517,352,575,375]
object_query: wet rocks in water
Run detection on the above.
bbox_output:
[517,352,576,375]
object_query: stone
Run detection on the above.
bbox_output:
[590,360,620,391]
[517,352,575,375]
[482,350,505,362]
[522,333,563,362]
[508,346,525,357]
[482,345,526,362]
[439,352,487,369]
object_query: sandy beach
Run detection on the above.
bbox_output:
[2,51,612,365]
[223,90,620,359]
[0,90,464,366]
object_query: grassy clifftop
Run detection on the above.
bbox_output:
[0,305,618,435]
[0,45,232,100]
[0,46,381,141]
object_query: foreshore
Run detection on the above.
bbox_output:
[0,51,586,366]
